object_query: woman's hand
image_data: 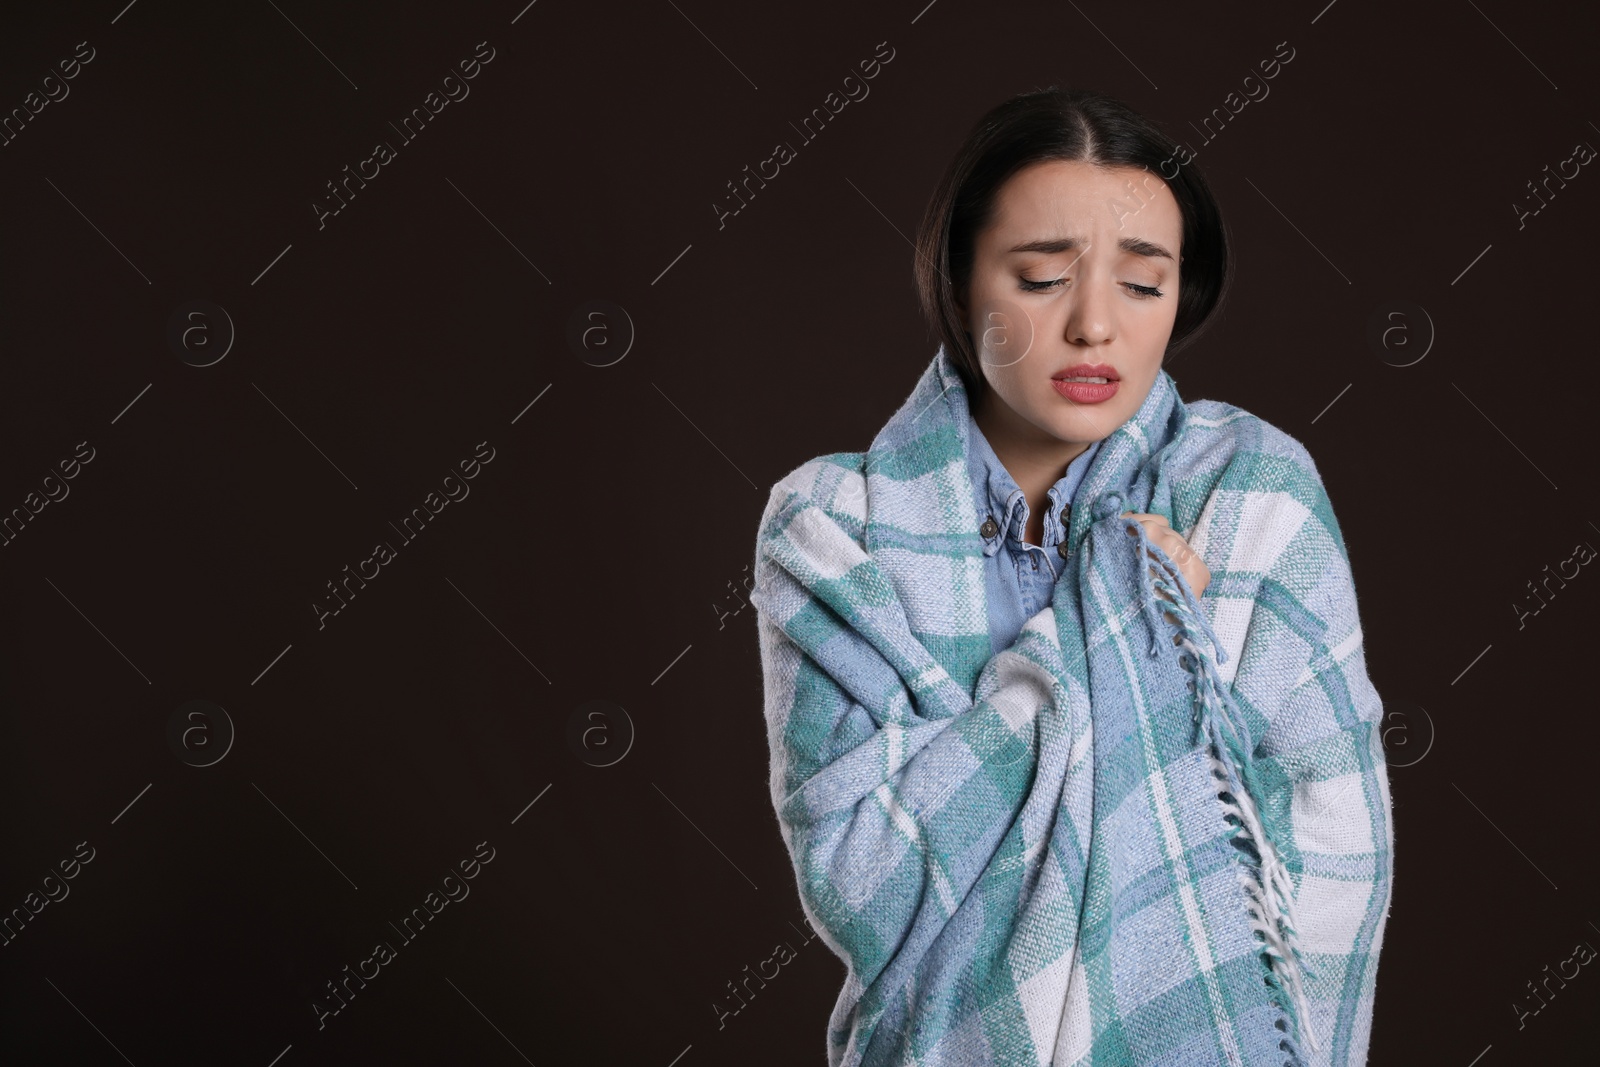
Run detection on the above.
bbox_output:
[1122,511,1210,599]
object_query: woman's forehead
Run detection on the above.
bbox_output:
[989,165,1181,244]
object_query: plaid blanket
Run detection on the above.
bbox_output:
[750,347,1394,1066]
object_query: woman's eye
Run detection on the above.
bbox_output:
[1018,276,1063,292]
[1017,276,1164,298]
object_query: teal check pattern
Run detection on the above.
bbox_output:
[750,348,1394,1067]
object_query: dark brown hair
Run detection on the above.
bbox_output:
[913,86,1232,398]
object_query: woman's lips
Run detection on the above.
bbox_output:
[1051,377,1119,403]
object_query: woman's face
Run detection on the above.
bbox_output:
[962,159,1184,447]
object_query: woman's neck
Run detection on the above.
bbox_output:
[973,388,1092,546]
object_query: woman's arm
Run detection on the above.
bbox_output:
[751,461,1066,1004]
[1203,445,1396,1066]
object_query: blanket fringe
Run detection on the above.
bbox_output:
[1124,512,1322,1062]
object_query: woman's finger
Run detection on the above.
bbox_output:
[1123,514,1207,591]
[1164,532,1197,564]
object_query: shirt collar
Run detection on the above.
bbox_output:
[966,410,1102,558]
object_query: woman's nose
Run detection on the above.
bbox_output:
[1063,281,1114,345]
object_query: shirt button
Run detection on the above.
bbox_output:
[1058,541,1069,559]
[980,516,999,538]
[1031,555,1040,571]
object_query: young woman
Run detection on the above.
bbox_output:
[751,88,1394,1067]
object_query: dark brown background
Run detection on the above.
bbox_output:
[2,1,1597,1064]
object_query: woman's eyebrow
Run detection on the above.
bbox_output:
[1008,235,1175,261]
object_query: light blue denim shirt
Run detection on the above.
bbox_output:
[967,411,1102,657]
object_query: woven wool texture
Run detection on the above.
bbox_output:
[750,347,1395,1067]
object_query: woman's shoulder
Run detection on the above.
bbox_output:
[757,451,870,540]
[1170,394,1360,594]
[1168,397,1342,551]
[767,450,868,501]
[1178,397,1320,479]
